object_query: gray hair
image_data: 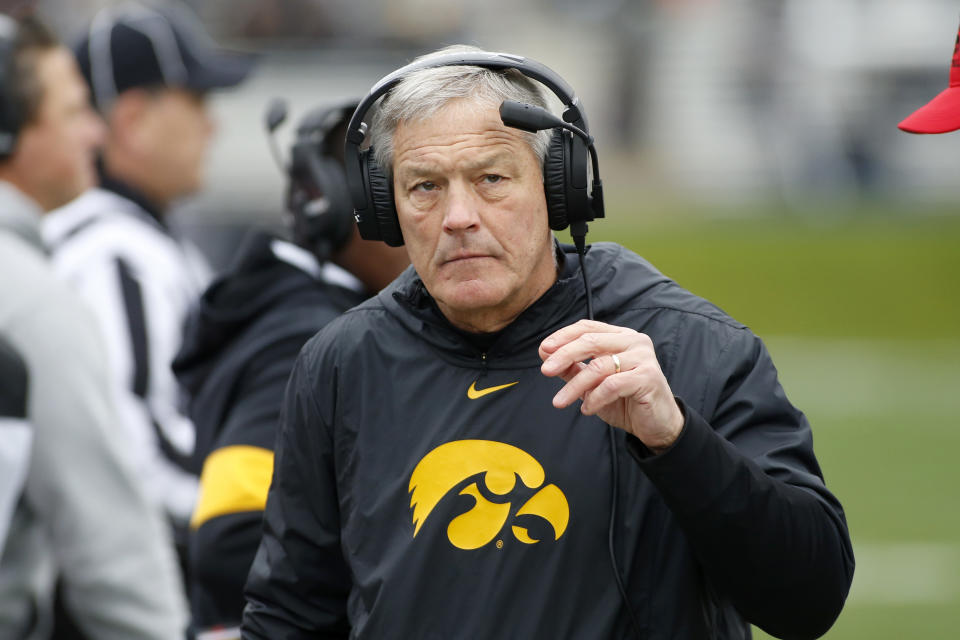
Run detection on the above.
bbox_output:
[368,44,552,178]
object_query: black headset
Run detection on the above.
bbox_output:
[0,15,22,158]
[286,99,359,261]
[343,50,604,249]
[265,98,359,262]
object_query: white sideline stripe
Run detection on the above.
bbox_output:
[848,542,960,605]
[763,337,960,420]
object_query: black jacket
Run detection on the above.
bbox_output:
[242,242,854,640]
[174,232,367,632]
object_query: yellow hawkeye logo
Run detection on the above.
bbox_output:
[408,439,569,550]
[466,380,518,399]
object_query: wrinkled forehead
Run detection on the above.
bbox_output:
[392,99,527,157]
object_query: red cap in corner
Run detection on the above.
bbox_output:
[899,22,960,134]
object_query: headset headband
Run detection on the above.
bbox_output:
[344,51,590,213]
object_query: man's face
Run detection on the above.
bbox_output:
[12,47,104,211]
[137,88,213,202]
[392,98,557,332]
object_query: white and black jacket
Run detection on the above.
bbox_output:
[242,242,854,640]
[43,181,207,524]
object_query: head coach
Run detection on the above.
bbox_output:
[242,45,854,640]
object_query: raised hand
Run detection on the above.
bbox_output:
[539,319,684,453]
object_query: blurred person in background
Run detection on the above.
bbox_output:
[40,0,255,579]
[173,100,408,640]
[898,18,960,135]
[0,12,187,639]
[242,45,854,639]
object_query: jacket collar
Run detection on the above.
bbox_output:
[0,180,45,251]
[375,241,675,369]
[380,243,592,368]
[98,167,165,226]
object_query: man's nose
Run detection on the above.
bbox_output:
[441,181,480,233]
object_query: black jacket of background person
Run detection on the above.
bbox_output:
[173,231,366,630]
[0,335,28,419]
[1,335,30,545]
[242,242,854,640]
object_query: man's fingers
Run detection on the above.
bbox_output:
[541,320,663,422]
[540,331,639,376]
[551,361,586,388]
[552,355,623,408]
[580,363,658,415]
[539,319,631,359]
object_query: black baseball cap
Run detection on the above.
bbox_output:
[73,1,255,110]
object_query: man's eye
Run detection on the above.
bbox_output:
[483,175,503,184]
[414,181,437,192]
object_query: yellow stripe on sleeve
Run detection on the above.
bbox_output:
[190,445,274,529]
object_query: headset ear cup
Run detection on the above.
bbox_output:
[311,157,355,254]
[565,133,590,226]
[353,149,382,242]
[366,156,404,247]
[544,131,569,231]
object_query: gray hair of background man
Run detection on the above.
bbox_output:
[368,44,552,178]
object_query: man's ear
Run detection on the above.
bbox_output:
[107,89,154,150]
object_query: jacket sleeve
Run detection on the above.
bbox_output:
[190,349,308,632]
[9,292,188,639]
[241,346,352,638]
[628,328,854,640]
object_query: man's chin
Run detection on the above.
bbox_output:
[433,280,504,312]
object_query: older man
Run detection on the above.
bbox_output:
[243,46,854,640]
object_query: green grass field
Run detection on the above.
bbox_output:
[589,207,960,639]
